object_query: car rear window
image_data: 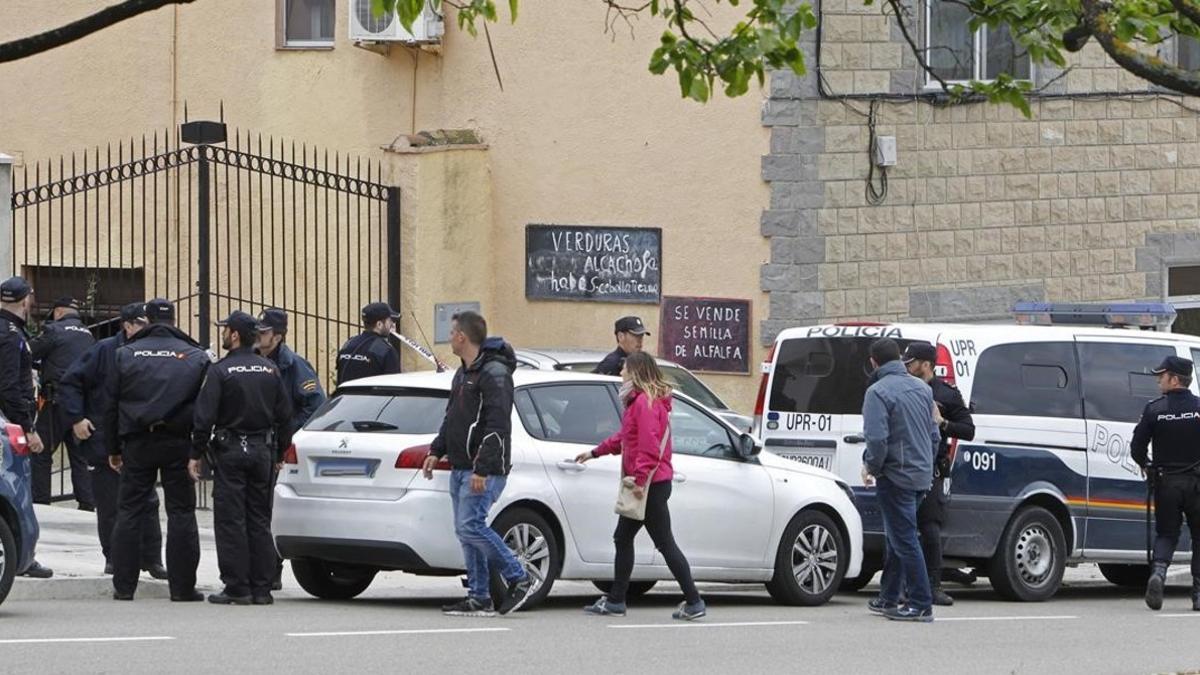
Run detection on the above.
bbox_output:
[304,389,448,434]
[768,337,915,415]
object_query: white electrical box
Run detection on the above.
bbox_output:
[873,136,897,167]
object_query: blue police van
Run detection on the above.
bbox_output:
[754,304,1195,601]
[1,415,39,605]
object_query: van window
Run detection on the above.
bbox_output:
[971,342,1082,418]
[768,337,914,415]
[1079,343,1174,423]
[304,389,448,434]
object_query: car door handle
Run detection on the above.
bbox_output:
[844,434,865,444]
[673,473,687,483]
[556,460,586,472]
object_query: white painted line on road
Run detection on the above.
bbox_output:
[286,628,511,638]
[0,637,175,645]
[608,621,809,630]
[1155,613,1200,618]
[936,615,1078,623]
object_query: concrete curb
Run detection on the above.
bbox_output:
[9,576,177,602]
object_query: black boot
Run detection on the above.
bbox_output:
[1146,561,1168,611]
[1192,576,1199,612]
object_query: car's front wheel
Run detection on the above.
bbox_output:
[1098,563,1151,588]
[0,516,16,605]
[291,558,377,600]
[488,507,560,611]
[592,580,657,598]
[765,509,845,606]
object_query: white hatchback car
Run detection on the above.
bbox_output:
[272,370,862,609]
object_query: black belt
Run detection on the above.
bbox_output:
[213,429,273,445]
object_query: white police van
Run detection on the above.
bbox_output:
[753,303,1198,601]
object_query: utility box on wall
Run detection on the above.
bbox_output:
[434,302,481,343]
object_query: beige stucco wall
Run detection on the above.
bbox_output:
[0,1,770,410]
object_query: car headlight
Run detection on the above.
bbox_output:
[835,480,856,505]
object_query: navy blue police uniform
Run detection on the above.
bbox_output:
[335,302,400,386]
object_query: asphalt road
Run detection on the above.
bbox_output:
[2,578,1199,674]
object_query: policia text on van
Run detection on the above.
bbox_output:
[755,303,1194,602]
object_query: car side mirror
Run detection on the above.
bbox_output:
[737,433,761,459]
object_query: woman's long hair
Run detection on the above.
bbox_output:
[624,352,672,402]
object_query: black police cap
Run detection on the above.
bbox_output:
[120,302,148,323]
[256,308,288,333]
[1152,355,1193,378]
[614,316,649,336]
[216,310,258,335]
[52,297,80,310]
[145,298,174,322]
[0,277,32,303]
[362,302,399,326]
[902,341,937,364]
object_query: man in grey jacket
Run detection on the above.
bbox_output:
[861,338,940,622]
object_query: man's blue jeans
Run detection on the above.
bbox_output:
[449,469,527,601]
[877,476,933,611]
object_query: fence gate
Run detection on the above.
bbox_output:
[10,120,400,501]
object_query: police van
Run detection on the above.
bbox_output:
[753,303,1196,602]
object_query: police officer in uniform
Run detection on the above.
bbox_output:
[592,316,649,376]
[254,307,326,589]
[1131,355,1200,612]
[31,297,96,509]
[335,302,400,386]
[902,342,975,606]
[57,302,165,577]
[0,277,53,578]
[104,298,209,601]
[193,311,292,605]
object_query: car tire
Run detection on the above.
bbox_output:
[0,516,16,606]
[488,507,560,611]
[988,506,1066,602]
[838,556,880,593]
[592,580,657,598]
[291,558,377,600]
[765,509,845,607]
[1098,563,1152,588]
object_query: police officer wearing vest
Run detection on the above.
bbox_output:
[0,277,54,579]
[1132,355,1200,612]
[105,298,208,601]
[592,316,649,376]
[58,302,166,578]
[31,296,96,509]
[902,341,975,606]
[193,311,292,605]
[335,302,401,386]
[254,307,325,589]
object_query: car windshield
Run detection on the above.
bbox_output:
[558,361,727,409]
[304,389,448,434]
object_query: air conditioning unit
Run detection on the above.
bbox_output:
[349,0,444,44]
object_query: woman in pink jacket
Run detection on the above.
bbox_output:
[574,352,706,621]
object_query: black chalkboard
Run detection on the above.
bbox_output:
[659,296,752,374]
[525,224,662,304]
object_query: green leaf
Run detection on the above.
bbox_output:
[688,77,711,102]
[509,0,518,22]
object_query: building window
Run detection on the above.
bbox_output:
[1168,265,1200,336]
[925,0,1031,85]
[279,0,335,48]
[1179,36,1200,70]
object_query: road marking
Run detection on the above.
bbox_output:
[1156,613,1200,618]
[936,615,1078,622]
[0,637,175,645]
[608,620,809,630]
[286,628,511,638]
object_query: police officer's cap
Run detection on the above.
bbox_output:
[362,302,399,325]
[256,308,288,334]
[216,310,258,335]
[902,342,937,364]
[0,277,32,303]
[1152,355,1193,378]
[614,316,650,336]
[52,296,80,311]
[119,302,148,323]
[144,298,174,322]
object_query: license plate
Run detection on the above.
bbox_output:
[782,452,834,471]
[315,458,379,478]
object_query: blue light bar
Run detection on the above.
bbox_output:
[1012,302,1177,328]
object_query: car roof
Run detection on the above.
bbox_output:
[515,347,687,370]
[337,368,621,392]
[774,323,1200,347]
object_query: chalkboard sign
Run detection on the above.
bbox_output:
[659,296,752,374]
[525,224,662,304]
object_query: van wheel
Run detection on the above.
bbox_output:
[988,506,1065,602]
[839,557,880,593]
[765,510,845,606]
[291,559,377,600]
[488,508,560,611]
[0,516,16,605]
[1098,563,1151,588]
[593,580,657,598]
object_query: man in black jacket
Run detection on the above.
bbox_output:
[104,298,209,601]
[903,342,975,607]
[31,297,96,509]
[423,310,530,617]
[592,316,649,376]
[335,302,401,385]
[58,302,165,577]
[193,311,292,606]
[1131,355,1200,612]
[0,277,53,579]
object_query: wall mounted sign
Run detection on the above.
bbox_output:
[659,296,751,374]
[525,224,661,304]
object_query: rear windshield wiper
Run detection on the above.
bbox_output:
[351,420,400,432]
